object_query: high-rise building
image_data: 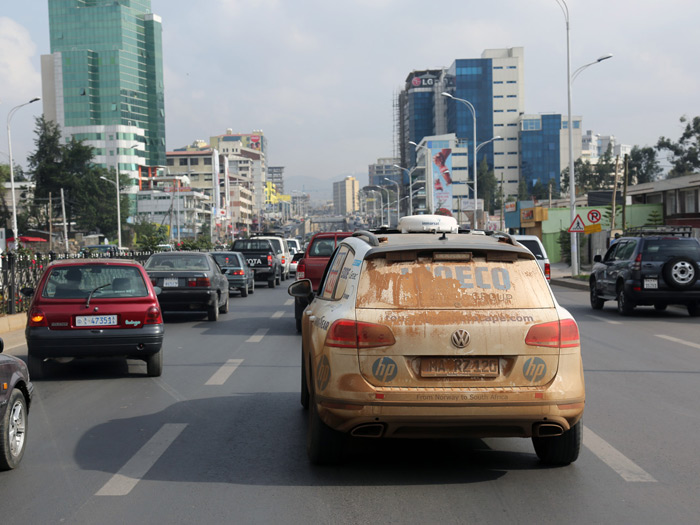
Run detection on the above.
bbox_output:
[333,176,359,216]
[268,166,285,194]
[42,0,165,187]
[368,158,400,187]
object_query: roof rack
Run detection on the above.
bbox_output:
[623,225,693,238]
[352,230,380,246]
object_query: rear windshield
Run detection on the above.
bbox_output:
[212,253,241,267]
[642,239,700,261]
[356,254,553,310]
[308,238,336,257]
[144,255,211,271]
[43,265,148,299]
[517,240,545,259]
[267,238,283,254]
[232,240,271,251]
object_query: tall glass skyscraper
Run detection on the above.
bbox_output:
[41,0,165,183]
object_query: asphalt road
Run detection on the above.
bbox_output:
[1,283,699,524]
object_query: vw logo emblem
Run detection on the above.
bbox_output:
[451,329,470,348]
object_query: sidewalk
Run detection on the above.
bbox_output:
[0,313,27,355]
[549,262,589,290]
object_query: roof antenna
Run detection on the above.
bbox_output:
[439,232,447,240]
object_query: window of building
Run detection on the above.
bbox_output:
[494,81,503,84]
[204,158,212,165]
[494,95,504,98]
[179,159,187,166]
[166,159,174,166]
[190,158,199,165]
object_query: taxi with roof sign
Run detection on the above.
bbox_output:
[289,215,584,465]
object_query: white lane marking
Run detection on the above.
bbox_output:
[271,311,285,319]
[96,423,188,496]
[154,378,187,402]
[205,359,243,385]
[589,315,621,325]
[584,425,657,482]
[655,334,700,350]
[246,328,269,343]
[284,299,293,306]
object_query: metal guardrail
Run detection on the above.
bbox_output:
[0,250,157,315]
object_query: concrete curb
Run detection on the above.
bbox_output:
[550,278,589,290]
[0,313,27,334]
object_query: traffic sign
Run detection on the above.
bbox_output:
[584,223,602,234]
[587,209,601,223]
[568,214,585,233]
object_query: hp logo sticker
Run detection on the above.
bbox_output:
[523,357,547,382]
[372,357,398,382]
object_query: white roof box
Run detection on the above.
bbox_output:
[398,215,459,234]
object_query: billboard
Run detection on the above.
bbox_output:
[430,147,453,215]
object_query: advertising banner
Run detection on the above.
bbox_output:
[431,147,453,216]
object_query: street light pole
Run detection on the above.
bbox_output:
[384,177,400,226]
[441,92,478,227]
[6,97,40,248]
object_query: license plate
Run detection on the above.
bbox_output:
[420,357,499,378]
[644,279,658,289]
[163,278,179,287]
[76,315,117,327]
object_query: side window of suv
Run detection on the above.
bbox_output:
[320,246,350,300]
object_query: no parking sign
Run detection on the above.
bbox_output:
[587,209,601,223]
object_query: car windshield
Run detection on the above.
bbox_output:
[233,240,270,251]
[309,238,335,257]
[145,255,211,271]
[212,253,241,267]
[43,265,148,299]
[642,239,700,261]
[356,252,552,310]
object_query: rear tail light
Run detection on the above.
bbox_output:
[632,253,642,271]
[282,256,286,264]
[145,306,163,325]
[187,277,211,287]
[326,320,396,349]
[150,277,157,286]
[544,262,551,281]
[525,319,580,348]
[28,308,48,327]
[297,260,306,279]
[230,270,245,276]
[267,255,273,267]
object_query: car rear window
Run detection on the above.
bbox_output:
[309,238,336,257]
[212,253,241,267]
[517,240,544,259]
[145,255,211,271]
[43,265,148,299]
[642,239,700,261]
[233,240,271,251]
[356,253,553,310]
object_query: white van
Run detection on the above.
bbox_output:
[512,235,550,281]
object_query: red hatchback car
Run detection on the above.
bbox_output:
[23,259,164,379]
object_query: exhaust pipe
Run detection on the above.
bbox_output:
[136,343,145,351]
[351,424,384,438]
[533,423,564,437]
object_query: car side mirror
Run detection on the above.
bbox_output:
[154,286,162,296]
[20,287,35,297]
[593,254,602,263]
[0,337,4,354]
[288,279,314,301]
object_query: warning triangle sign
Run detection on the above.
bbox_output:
[568,214,585,233]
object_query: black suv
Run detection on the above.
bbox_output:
[589,226,700,316]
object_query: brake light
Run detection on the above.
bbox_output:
[187,277,211,287]
[525,319,579,348]
[144,306,162,325]
[267,255,273,266]
[632,253,642,271]
[231,270,245,276]
[28,308,48,327]
[297,260,306,279]
[150,277,157,286]
[326,320,396,349]
[282,256,286,264]
[544,262,551,281]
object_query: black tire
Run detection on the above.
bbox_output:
[249,280,255,294]
[27,353,44,381]
[590,280,605,310]
[307,394,345,465]
[240,285,248,298]
[268,277,275,289]
[688,302,700,317]
[301,354,310,410]
[146,349,163,377]
[219,293,229,313]
[662,256,698,290]
[275,269,281,286]
[617,285,635,316]
[532,420,582,466]
[654,303,667,311]
[296,316,302,333]
[208,300,219,322]
[0,389,28,470]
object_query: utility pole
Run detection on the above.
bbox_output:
[622,154,629,230]
[61,188,69,252]
[611,155,621,232]
[500,174,504,232]
[48,193,53,252]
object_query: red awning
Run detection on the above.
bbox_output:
[7,236,49,242]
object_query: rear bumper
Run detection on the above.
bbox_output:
[225,276,248,289]
[26,324,164,359]
[253,268,276,281]
[157,289,218,311]
[625,281,700,305]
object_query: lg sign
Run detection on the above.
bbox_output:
[411,76,435,88]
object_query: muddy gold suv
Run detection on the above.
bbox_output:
[289,215,584,465]
[590,226,700,316]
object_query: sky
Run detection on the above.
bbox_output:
[2,0,699,201]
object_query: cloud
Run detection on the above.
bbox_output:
[0,17,41,106]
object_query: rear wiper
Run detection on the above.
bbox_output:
[86,283,111,309]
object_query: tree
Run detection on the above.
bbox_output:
[134,220,168,251]
[657,115,700,178]
[477,157,497,214]
[561,158,595,195]
[628,146,662,184]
